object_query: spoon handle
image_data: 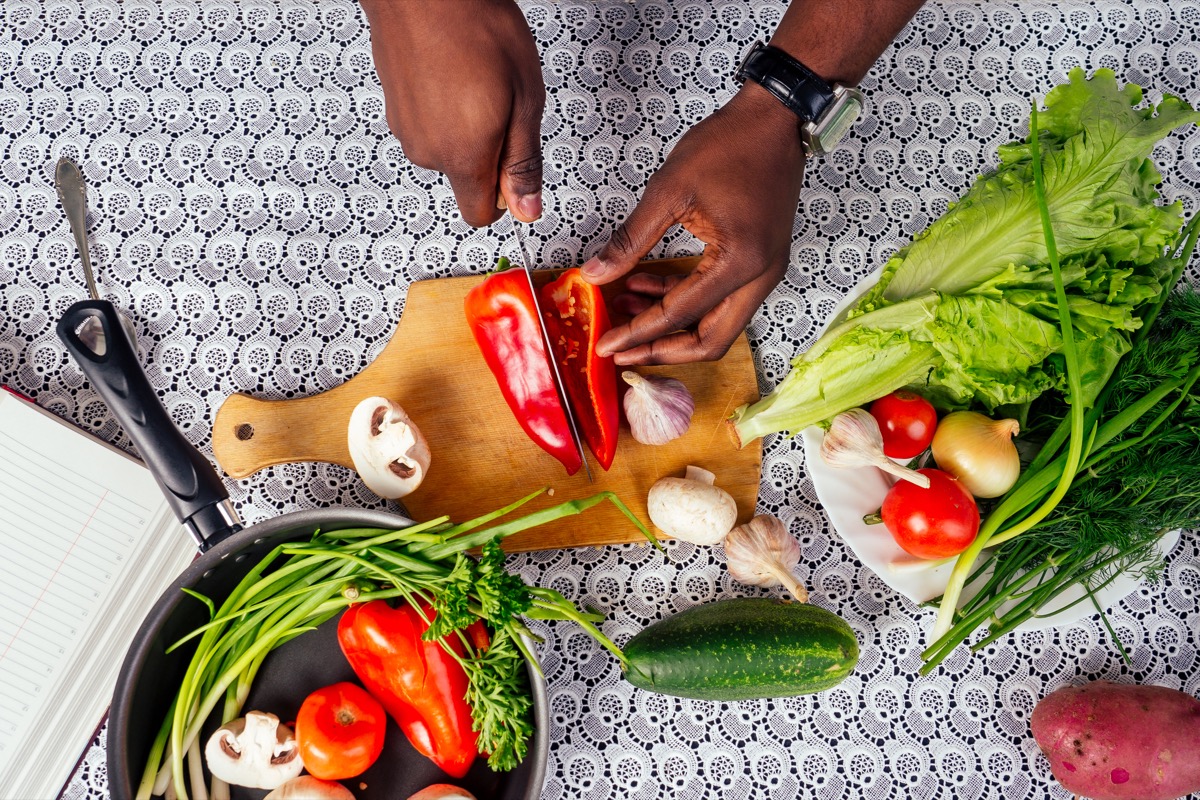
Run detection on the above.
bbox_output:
[54,158,100,301]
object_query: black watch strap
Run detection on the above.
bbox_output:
[735,41,835,124]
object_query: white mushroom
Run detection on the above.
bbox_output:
[265,776,356,800]
[203,711,303,790]
[406,786,478,800]
[347,396,431,499]
[646,465,738,545]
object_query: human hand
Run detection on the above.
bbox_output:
[582,84,807,365]
[360,0,545,226]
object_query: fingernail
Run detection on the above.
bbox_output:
[581,256,606,280]
[496,195,507,210]
[516,192,542,221]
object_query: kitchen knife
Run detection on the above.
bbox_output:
[509,220,593,482]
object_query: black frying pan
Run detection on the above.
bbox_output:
[58,300,548,800]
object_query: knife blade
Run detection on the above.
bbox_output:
[509,220,593,483]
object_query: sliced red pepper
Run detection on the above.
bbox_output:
[337,599,487,779]
[464,267,582,475]
[540,269,619,470]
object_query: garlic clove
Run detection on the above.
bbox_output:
[647,465,737,545]
[622,371,695,445]
[821,408,930,488]
[723,515,808,602]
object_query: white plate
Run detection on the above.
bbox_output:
[800,276,1179,631]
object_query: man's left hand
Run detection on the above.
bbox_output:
[581,83,807,365]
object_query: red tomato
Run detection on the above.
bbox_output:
[882,468,980,559]
[295,682,386,780]
[870,391,938,458]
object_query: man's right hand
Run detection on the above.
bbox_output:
[361,0,545,226]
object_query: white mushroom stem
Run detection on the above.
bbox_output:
[347,396,432,499]
[646,465,738,546]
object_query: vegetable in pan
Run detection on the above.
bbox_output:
[731,69,1200,445]
[139,489,655,800]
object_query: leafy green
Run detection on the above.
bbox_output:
[732,69,1199,445]
[859,68,1196,308]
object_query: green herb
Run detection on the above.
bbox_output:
[731,69,1200,445]
[139,490,651,800]
[921,286,1200,671]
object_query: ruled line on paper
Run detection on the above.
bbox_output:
[0,433,153,513]
[0,492,106,667]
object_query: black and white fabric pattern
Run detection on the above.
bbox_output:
[1,1,1196,798]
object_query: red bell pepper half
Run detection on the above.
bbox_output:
[465,266,583,476]
[337,599,489,779]
[540,269,619,470]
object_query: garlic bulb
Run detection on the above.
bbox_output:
[724,515,808,602]
[931,411,1021,498]
[821,408,930,487]
[647,465,737,545]
[622,370,695,445]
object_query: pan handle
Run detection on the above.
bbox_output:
[57,300,242,551]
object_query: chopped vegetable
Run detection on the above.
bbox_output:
[1032,681,1200,800]
[464,263,581,475]
[929,411,1021,498]
[870,391,938,458]
[646,466,737,545]
[820,408,930,487]
[347,396,431,499]
[139,490,653,800]
[541,268,620,468]
[295,682,386,781]
[203,711,302,791]
[881,469,979,559]
[722,515,808,602]
[621,370,694,446]
[338,600,484,779]
[731,70,1200,445]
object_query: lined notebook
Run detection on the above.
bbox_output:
[0,390,196,799]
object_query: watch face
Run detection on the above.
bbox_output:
[806,88,865,155]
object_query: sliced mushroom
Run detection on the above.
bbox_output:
[347,396,431,499]
[203,711,303,790]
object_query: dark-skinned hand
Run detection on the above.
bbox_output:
[582,83,807,365]
[360,0,545,226]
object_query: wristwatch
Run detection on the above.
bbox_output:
[734,40,865,157]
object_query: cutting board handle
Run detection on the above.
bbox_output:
[214,392,354,479]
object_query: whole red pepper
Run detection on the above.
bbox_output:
[337,599,488,779]
[540,269,619,470]
[464,266,582,475]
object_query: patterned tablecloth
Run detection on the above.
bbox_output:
[1,1,1197,798]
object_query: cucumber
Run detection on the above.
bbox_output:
[622,597,858,700]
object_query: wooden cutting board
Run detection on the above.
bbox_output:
[213,256,762,551]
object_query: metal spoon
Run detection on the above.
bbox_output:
[54,157,138,356]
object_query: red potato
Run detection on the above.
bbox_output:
[1032,681,1200,800]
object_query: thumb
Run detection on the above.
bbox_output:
[582,182,683,285]
[498,103,544,223]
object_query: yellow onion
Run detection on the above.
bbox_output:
[931,411,1021,498]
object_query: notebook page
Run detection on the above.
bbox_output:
[0,392,195,798]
